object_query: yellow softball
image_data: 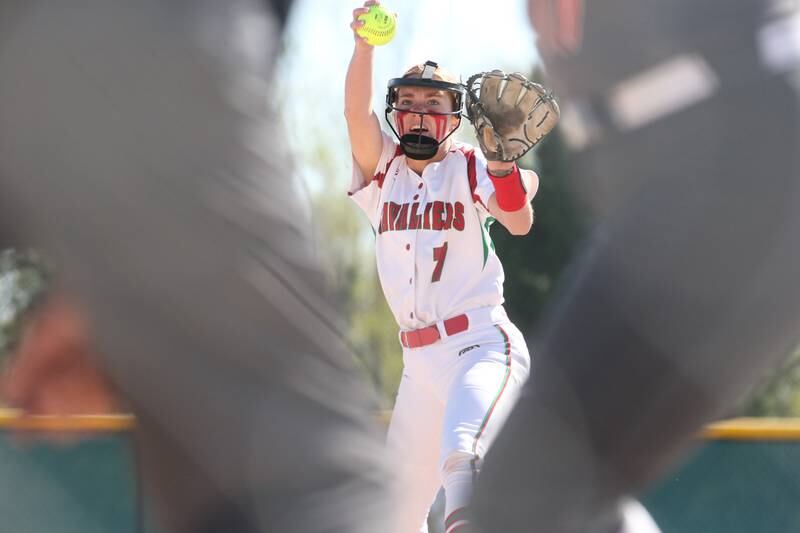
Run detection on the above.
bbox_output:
[357,4,397,46]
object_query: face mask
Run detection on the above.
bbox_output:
[394,111,457,160]
[384,61,465,161]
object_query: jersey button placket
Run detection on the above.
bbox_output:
[408,179,424,323]
[405,243,413,314]
[410,181,421,324]
[410,181,424,289]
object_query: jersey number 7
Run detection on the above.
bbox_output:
[432,242,448,282]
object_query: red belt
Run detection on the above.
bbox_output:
[400,314,469,349]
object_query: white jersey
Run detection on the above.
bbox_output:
[349,132,505,330]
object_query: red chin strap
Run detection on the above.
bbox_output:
[396,111,452,141]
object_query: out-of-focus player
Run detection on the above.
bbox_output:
[471,0,800,531]
[0,1,392,532]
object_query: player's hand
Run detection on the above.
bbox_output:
[351,0,380,49]
[0,292,120,419]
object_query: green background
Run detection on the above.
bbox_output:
[644,440,800,532]
[0,433,143,533]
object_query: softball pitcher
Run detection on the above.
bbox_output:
[345,2,559,531]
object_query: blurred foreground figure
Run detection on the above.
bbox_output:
[0,1,392,532]
[472,0,800,532]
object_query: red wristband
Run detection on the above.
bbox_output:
[488,165,528,211]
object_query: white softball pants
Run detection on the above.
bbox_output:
[386,305,531,533]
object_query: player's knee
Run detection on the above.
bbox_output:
[440,450,478,479]
[440,451,477,498]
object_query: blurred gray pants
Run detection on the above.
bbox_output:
[0,1,392,532]
[473,1,800,531]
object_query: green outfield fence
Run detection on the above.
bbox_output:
[0,410,142,533]
[2,411,800,533]
[644,418,800,533]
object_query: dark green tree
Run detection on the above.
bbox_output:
[0,249,51,365]
[736,347,800,417]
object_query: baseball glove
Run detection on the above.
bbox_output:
[464,70,560,162]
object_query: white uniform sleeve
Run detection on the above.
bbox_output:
[348,132,399,229]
